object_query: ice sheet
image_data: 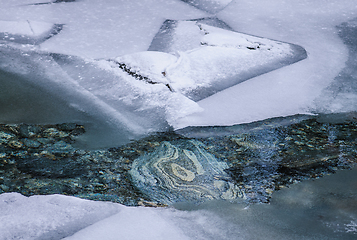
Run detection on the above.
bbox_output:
[0,45,201,148]
[180,0,232,13]
[1,0,354,134]
[173,0,357,129]
[0,0,207,58]
[0,193,122,240]
[0,20,63,45]
[147,19,306,101]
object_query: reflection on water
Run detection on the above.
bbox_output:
[173,166,357,239]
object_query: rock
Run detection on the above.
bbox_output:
[22,138,41,148]
[16,156,87,178]
[129,139,243,204]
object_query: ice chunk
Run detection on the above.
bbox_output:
[174,0,357,129]
[0,20,62,45]
[0,193,121,240]
[148,19,307,101]
[181,0,232,13]
[64,207,191,240]
[148,18,233,53]
[315,18,357,113]
[0,0,207,59]
[0,45,201,148]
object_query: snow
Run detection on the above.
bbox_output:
[0,192,230,240]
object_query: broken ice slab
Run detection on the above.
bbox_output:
[150,19,308,101]
[0,20,63,45]
[181,0,232,13]
[0,45,200,148]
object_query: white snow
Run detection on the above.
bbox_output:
[63,207,191,240]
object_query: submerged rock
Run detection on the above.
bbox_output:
[130,140,243,204]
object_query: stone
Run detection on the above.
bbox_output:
[129,139,243,204]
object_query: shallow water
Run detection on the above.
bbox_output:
[172,166,357,239]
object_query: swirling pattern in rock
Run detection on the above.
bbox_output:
[129,140,244,204]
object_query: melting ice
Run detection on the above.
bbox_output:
[0,0,306,147]
[1,0,357,239]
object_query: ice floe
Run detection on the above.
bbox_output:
[0,20,62,45]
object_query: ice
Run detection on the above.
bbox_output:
[0,0,207,58]
[0,193,122,240]
[0,192,232,240]
[63,207,191,240]
[0,20,63,45]
[0,0,356,133]
[173,0,357,129]
[0,45,202,148]
[147,19,306,101]
[315,18,357,113]
[2,0,352,133]
[180,0,232,13]
[0,5,305,148]
[1,0,357,238]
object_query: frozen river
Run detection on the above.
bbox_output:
[1,0,357,239]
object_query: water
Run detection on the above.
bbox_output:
[173,166,357,239]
